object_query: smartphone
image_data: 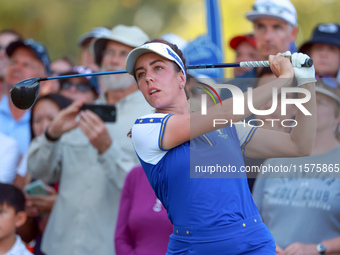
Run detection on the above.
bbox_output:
[81,104,116,122]
[24,180,48,196]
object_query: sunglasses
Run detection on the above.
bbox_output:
[253,4,294,15]
[61,82,91,92]
[315,75,339,89]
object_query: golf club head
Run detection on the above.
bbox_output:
[10,77,45,110]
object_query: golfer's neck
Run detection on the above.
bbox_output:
[156,100,190,115]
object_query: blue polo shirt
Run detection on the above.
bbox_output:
[0,95,31,155]
[132,113,260,228]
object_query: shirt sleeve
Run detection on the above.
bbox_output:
[234,124,258,158]
[16,153,28,177]
[131,113,171,165]
[0,134,21,183]
[27,133,62,183]
[234,123,258,146]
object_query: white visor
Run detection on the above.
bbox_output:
[126,42,186,79]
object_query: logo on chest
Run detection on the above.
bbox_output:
[216,129,228,139]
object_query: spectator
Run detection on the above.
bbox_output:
[115,166,173,255]
[58,65,99,103]
[77,26,110,72]
[24,93,72,255]
[30,93,72,142]
[220,0,298,99]
[299,23,340,78]
[229,33,258,77]
[0,183,33,255]
[0,29,22,96]
[50,56,74,75]
[247,0,298,61]
[27,25,152,255]
[0,39,50,156]
[253,79,340,255]
[39,56,74,96]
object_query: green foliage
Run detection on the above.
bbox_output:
[0,0,183,61]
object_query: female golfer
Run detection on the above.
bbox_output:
[125,40,316,254]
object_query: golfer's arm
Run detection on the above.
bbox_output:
[287,82,316,154]
[244,82,316,158]
[162,78,293,150]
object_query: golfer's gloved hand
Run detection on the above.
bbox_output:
[291,52,316,87]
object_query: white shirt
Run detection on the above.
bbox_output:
[16,153,28,177]
[0,133,21,183]
[4,235,33,255]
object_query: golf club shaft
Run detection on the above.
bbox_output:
[188,58,313,69]
[42,58,313,81]
[44,70,128,81]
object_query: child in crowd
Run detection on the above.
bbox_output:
[0,183,33,255]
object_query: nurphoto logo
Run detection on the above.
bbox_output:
[200,84,312,128]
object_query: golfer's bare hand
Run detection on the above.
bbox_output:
[283,243,319,255]
[47,101,83,139]
[269,53,294,79]
[78,109,112,154]
[26,185,57,216]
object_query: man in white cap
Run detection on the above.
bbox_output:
[91,24,153,158]
[92,25,149,101]
[246,0,298,62]
[221,0,299,100]
[27,25,152,255]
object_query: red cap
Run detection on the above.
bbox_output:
[229,34,256,50]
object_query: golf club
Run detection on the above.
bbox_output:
[10,58,313,110]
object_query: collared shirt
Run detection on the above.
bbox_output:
[4,235,33,255]
[0,95,31,155]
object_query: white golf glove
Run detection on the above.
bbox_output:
[291,52,316,87]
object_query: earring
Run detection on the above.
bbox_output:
[182,84,185,88]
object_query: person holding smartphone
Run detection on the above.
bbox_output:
[27,25,153,255]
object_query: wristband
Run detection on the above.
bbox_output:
[297,77,317,87]
[45,129,60,142]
